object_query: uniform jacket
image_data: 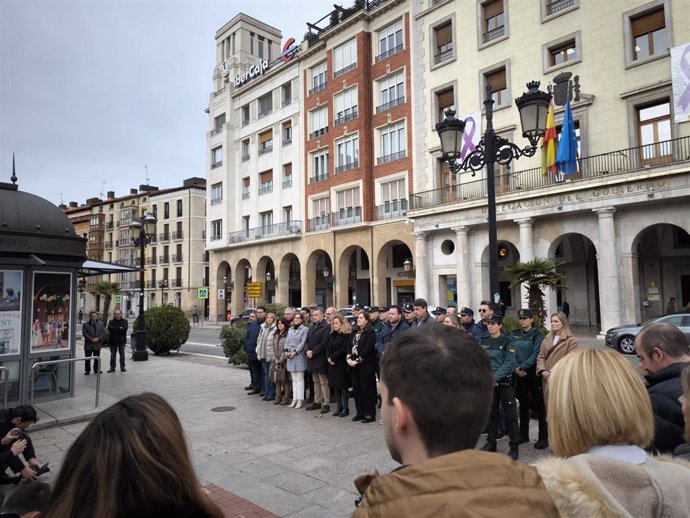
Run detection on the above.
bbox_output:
[349,328,377,375]
[353,449,559,518]
[512,326,544,371]
[82,319,105,351]
[535,453,690,518]
[479,334,516,382]
[285,324,308,372]
[244,318,264,361]
[463,320,483,343]
[379,319,410,355]
[306,319,330,373]
[536,333,578,402]
[106,317,128,346]
[645,361,689,454]
[370,318,385,353]
[327,331,351,389]
[255,322,275,361]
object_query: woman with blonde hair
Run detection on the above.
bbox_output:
[535,349,690,518]
[536,311,578,405]
[327,313,352,417]
[256,312,277,401]
[44,393,222,518]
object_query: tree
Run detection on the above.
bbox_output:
[142,305,190,355]
[94,280,120,324]
[503,258,566,323]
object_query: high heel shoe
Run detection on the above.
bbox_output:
[288,399,297,408]
[294,400,304,409]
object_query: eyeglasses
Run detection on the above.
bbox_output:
[460,313,469,317]
[518,316,529,320]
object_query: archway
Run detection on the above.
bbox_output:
[338,245,371,307]
[632,224,690,319]
[548,233,599,328]
[234,258,252,313]
[256,255,276,304]
[306,250,333,307]
[279,253,301,307]
[376,240,414,306]
[216,261,231,321]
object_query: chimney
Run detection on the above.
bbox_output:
[69,201,78,208]
[107,191,115,199]
[86,197,100,206]
[130,188,137,195]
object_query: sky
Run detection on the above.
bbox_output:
[0,0,328,206]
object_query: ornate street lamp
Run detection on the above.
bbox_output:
[437,81,551,304]
[157,278,168,306]
[130,210,157,361]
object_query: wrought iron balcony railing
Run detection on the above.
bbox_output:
[227,220,303,244]
[374,199,408,220]
[375,44,403,63]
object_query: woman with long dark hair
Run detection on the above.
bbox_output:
[44,393,222,518]
[270,318,291,405]
[285,313,308,409]
[347,311,378,423]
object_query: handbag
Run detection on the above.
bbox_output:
[271,363,286,383]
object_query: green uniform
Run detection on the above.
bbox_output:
[512,327,544,371]
[479,334,517,382]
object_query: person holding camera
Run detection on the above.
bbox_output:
[348,311,378,423]
[0,406,44,481]
[479,315,520,460]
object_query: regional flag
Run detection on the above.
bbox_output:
[541,105,557,175]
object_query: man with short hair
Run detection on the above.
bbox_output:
[402,303,415,327]
[413,298,436,327]
[352,326,559,517]
[325,306,338,325]
[305,307,331,413]
[283,307,296,323]
[0,406,45,481]
[300,307,311,327]
[106,309,128,373]
[459,307,482,343]
[477,300,495,337]
[82,311,104,376]
[634,322,690,453]
[379,305,409,357]
[432,306,447,322]
[380,306,390,324]
[245,308,265,395]
[446,306,457,316]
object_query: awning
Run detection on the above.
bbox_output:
[78,259,141,276]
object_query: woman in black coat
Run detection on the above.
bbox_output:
[327,314,352,417]
[347,311,378,423]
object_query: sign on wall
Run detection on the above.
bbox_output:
[31,272,71,353]
[672,43,690,123]
[0,270,23,356]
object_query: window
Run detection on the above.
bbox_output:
[544,33,581,71]
[243,216,250,234]
[482,0,506,44]
[376,20,403,61]
[176,199,183,218]
[541,0,579,20]
[284,206,292,223]
[242,177,250,199]
[484,67,508,107]
[335,134,359,173]
[258,92,272,118]
[259,170,273,195]
[211,183,223,205]
[211,146,223,168]
[282,82,292,106]
[282,120,292,144]
[433,21,454,65]
[437,159,457,203]
[380,178,407,217]
[631,7,667,61]
[311,197,330,229]
[310,62,327,95]
[310,107,328,138]
[378,122,406,164]
[250,32,255,54]
[164,202,170,219]
[335,187,361,225]
[212,113,225,135]
[334,87,358,125]
[259,129,273,154]
[241,105,250,126]
[211,220,222,241]
[241,139,250,160]
[283,163,293,188]
[377,71,405,112]
[550,40,575,66]
[260,211,273,232]
[334,39,357,77]
[258,35,265,59]
[435,87,455,124]
[310,149,329,183]
[637,100,672,164]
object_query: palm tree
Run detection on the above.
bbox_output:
[503,258,566,323]
[94,280,120,324]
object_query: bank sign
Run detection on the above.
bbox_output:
[219,37,299,87]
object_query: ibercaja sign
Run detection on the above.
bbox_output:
[219,37,299,87]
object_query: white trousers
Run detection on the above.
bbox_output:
[291,370,305,401]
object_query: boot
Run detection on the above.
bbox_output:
[534,439,549,449]
[480,442,497,452]
[508,446,519,461]
[280,398,292,406]
[273,396,282,405]
[320,405,331,414]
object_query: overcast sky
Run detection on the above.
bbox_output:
[0,0,327,206]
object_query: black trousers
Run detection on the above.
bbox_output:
[84,349,101,373]
[351,368,377,418]
[249,359,262,390]
[516,366,547,440]
[305,370,314,400]
[109,344,126,370]
[487,382,520,447]
[335,387,349,413]
[5,437,37,474]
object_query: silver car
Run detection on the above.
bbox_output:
[605,312,690,354]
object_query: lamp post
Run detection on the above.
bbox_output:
[130,210,157,362]
[436,81,551,305]
[157,279,168,306]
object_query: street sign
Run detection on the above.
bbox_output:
[113,294,122,304]
[197,288,209,299]
[218,289,225,300]
[246,282,262,298]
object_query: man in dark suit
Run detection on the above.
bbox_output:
[305,306,331,414]
[107,309,128,373]
[82,311,104,375]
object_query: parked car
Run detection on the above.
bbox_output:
[605,312,690,354]
[229,308,256,326]
[338,306,353,317]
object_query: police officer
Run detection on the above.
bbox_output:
[513,309,548,448]
[459,307,482,343]
[479,314,520,460]
[402,303,416,327]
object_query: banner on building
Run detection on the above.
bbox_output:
[671,43,690,124]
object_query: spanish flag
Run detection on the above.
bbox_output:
[542,104,557,175]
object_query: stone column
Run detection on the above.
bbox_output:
[620,252,640,325]
[413,231,429,300]
[453,226,472,306]
[595,208,621,335]
[516,218,534,308]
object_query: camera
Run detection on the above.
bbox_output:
[348,354,362,363]
[16,430,28,441]
[34,462,50,476]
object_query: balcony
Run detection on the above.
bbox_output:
[282,98,292,107]
[546,0,575,16]
[283,136,292,145]
[241,119,250,127]
[159,255,170,265]
[309,82,327,96]
[211,197,223,206]
[145,280,156,289]
[211,161,223,169]
[334,63,357,78]
[258,182,273,195]
[309,173,328,184]
[106,221,114,230]
[227,220,303,244]
[483,26,505,44]
[258,108,273,119]
[146,256,157,265]
[282,177,293,188]
[242,190,250,200]
[376,97,405,114]
[306,215,331,232]
[172,230,183,240]
[375,44,403,63]
[335,160,359,174]
[334,109,358,126]
[374,199,408,220]
[104,240,113,250]
[159,232,170,242]
[434,43,454,64]
[409,136,690,212]
[171,278,182,288]
[258,142,273,155]
[332,207,362,227]
[117,239,133,247]
[242,154,250,161]
[309,127,328,139]
[210,125,224,136]
[172,254,183,263]
[377,150,406,165]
